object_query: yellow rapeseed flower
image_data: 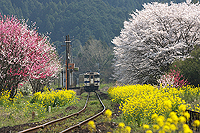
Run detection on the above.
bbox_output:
[152,113,158,120]
[157,117,164,127]
[118,122,125,128]
[125,126,131,133]
[158,115,165,121]
[183,112,190,120]
[153,125,160,130]
[183,124,192,133]
[146,130,153,133]
[165,122,171,126]
[179,104,186,112]
[166,118,173,123]
[169,124,177,131]
[169,112,179,124]
[158,130,165,133]
[179,116,186,124]
[143,124,149,130]
[169,111,176,118]
[88,120,96,132]
[164,100,172,109]
[163,125,170,132]
[193,120,200,127]
[104,109,112,118]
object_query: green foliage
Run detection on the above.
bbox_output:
[180,85,200,103]
[0,0,128,50]
[170,47,200,87]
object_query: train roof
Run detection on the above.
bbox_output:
[84,72,100,75]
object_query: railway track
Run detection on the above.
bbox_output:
[186,109,200,132]
[19,92,106,133]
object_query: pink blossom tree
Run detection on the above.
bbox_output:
[28,50,61,93]
[157,68,189,88]
[0,15,61,99]
[112,1,200,84]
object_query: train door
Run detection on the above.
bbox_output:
[90,75,94,85]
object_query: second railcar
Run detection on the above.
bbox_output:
[84,72,100,92]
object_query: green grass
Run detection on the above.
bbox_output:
[0,95,76,128]
[99,83,115,90]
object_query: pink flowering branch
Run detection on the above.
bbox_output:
[158,66,189,88]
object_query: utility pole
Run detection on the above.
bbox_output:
[61,35,79,89]
[65,35,71,90]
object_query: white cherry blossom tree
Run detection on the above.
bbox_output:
[112,0,200,84]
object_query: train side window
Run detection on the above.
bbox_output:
[84,75,89,78]
[91,75,93,79]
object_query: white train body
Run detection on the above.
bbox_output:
[84,72,100,92]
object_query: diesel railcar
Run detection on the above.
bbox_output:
[83,72,100,92]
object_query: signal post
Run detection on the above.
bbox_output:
[65,35,71,89]
[62,35,79,89]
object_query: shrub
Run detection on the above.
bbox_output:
[170,47,200,87]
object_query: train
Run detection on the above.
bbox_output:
[79,72,100,92]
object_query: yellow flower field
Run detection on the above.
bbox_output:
[108,84,200,126]
[30,88,77,108]
[0,87,78,121]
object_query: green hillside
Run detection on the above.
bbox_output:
[0,0,186,52]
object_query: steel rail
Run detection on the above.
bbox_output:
[186,109,200,132]
[18,93,90,133]
[60,92,106,133]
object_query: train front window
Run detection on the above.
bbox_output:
[94,75,100,78]
[91,75,93,79]
[84,75,89,78]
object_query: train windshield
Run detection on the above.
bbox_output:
[91,75,93,79]
[84,75,89,78]
[94,75,100,78]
